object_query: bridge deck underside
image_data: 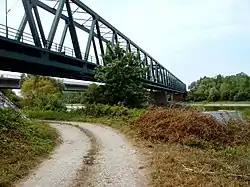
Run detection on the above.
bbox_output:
[0,37,96,81]
[0,36,185,93]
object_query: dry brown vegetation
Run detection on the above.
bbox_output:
[135,107,250,147]
[134,107,250,186]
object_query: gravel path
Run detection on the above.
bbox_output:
[17,123,91,187]
[74,122,146,187]
[17,122,146,187]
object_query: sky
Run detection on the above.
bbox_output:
[0,0,250,86]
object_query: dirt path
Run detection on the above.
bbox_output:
[17,122,146,187]
[72,122,147,187]
[17,123,91,187]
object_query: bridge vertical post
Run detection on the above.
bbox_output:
[126,41,131,53]
[84,19,96,61]
[65,0,82,59]
[15,15,27,41]
[47,0,66,49]
[150,58,155,82]
[144,54,150,81]
[163,69,167,85]
[59,23,68,52]
[21,0,41,47]
[167,71,170,86]
[155,64,160,83]
[92,38,100,65]
[111,31,117,48]
[160,67,164,84]
[96,20,105,63]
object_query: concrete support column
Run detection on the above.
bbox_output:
[166,92,173,103]
[173,93,184,103]
[170,93,174,103]
[149,90,167,106]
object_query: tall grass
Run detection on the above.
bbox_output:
[0,108,59,186]
[242,108,250,119]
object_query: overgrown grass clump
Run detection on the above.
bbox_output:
[25,103,145,121]
[135,107,250,147]
[0,108,59,186]
[242,108,250,119]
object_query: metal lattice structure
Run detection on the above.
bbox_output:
[0,0,186,93]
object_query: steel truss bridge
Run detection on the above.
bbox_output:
[0,0,186,93]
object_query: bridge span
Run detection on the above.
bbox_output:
[0,0,186,103]
[0,74,100,91]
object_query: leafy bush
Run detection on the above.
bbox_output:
[25,104,145,121]
[24,110,75,121]
[83,103,129,117]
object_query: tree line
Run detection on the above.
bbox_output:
[187,73,250,102]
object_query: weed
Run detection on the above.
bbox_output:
[0,108,59,186]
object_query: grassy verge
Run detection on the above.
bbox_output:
[242,108,250,119]
[0,108,59,186]
[25,106,250,187]
[186,101,250,105]
[150,143,250,186]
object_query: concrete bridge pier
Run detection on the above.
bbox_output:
[150,90,168,106]
[149,90,184,106]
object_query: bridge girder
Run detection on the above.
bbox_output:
[4,0,186,93]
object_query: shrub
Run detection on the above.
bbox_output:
[83,103,129,117]
[24,110,74,120]
[25,104,146,121]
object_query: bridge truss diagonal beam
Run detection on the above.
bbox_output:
[10,0,186,93]
[21,0,41,47]
[65,0,82,59]
[47,0,66,49]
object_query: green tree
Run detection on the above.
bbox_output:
[208,87,220,101]
[219,83,230,100]
[187,72,250,102]
[20,75,65,110]
[82,84,105,104]
[86,43,148,108]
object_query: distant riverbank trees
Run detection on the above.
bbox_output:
[186,72,250,102]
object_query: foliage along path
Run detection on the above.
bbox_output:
[17,122,146,187]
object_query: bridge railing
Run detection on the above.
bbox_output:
[0,24,102,65]
[0,22,186,93]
